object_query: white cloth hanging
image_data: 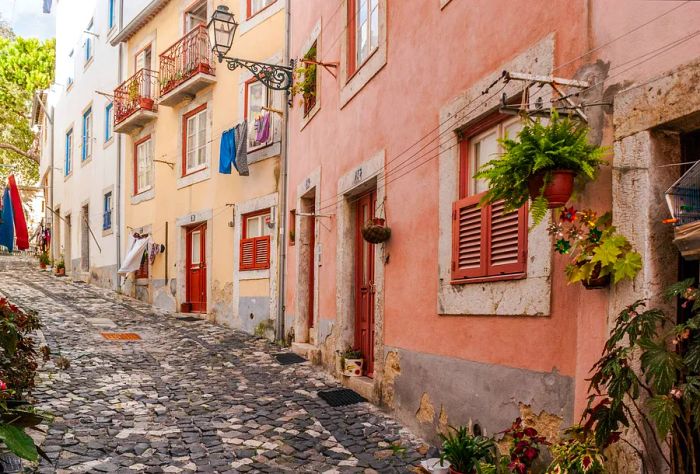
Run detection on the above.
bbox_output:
[118,234,151,274]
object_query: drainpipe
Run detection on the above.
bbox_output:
[276,0,291,343]
[115,0,124,290]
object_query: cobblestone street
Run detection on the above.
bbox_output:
[0,257,427,473]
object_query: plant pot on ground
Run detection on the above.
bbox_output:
[337,348,363,377]
[439,426,500,474]
[38,252,49,269]
[361,217,391,244]
[55,257,65,276]
[475,109,607,226]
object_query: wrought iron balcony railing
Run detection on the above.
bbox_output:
[159,25,215,97]
[114,68,159,125]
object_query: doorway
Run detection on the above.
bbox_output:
[81,205,89,272]
[185,223,207,313]
[64,214,71,275]
[354,190,376,377]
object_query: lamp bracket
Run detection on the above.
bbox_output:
[220,56,295,91]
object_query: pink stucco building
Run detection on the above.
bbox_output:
[284,0,700,464]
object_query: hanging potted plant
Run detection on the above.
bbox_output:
[291,44,318,113]
[337,348,363,377]
[475,110,607,226]
[362,217,391,244]
[549,208,642,288]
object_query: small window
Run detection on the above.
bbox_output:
[67,50,74,88]
[84,19,94,64]
[105,103,113,142]
[65,128,73,176]
[451,116,527,282]
[135,251,148,279]
[348,0,379,74]
[247,0,276,19]
[245,80,273,150]
[302,42,318,117]
[134,136,153,194]
[289,209,296,246]
[82,107,93,160]
[241,209,271,270]
[103,192,112,230]
[108,0,115,29]
[191,230,201,265]
[182,104,208,175]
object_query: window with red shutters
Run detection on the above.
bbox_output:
[135,251,149,279]
[241,209,271,271]
[451,115,528,283]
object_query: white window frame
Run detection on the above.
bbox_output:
[355,0,379,67]
[185,108,208,174]
[136,138,154,194]
[246,80,273,151]
[249,0,276,18]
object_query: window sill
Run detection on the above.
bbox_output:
[246,0,277,21]
[183,164,207,177]
[64,172,73,181]
[177,166,210,190]
[131,187,155,205]
[300,101,321,131]
[247,140,281,165]
[102,226,114,237]
[84,57,94,71]
[81,156,93,167]
[340,32,386,108]
[103,137,114,149]
[239,268,270,279]
[451,272,526,285]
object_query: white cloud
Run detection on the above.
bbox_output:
[0,0,55,40]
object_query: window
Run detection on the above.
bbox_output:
[67,50,74,88]
[105,103,113,142]
[108,0,115,29]
[135,251,148,279]
[451,115,527,282]
[348,0,379,74]
[134,136,153,195]
[241,209,271,270]
[247,0,276,18]
[302,42,318,117]
[103,192,112,230]
[245,80,273,150]
[84,20,94,65]
[182,104,207,175]
[65,128,73,176]
[82,107,93,161]
[185,1,207,31]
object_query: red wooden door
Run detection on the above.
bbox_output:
[354,191,376,377]
[308,207,316,335]
[186,224,207,313]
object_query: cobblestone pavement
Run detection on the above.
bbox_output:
[0,257,428,473]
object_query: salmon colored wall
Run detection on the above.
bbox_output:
[286,0,700,418]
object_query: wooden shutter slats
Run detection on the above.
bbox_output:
[240,236,271,270]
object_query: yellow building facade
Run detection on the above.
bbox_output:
[111,0,286,333]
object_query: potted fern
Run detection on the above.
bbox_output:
[475,110,606,226]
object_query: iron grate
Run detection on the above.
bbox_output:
[101,332,141,341]
[317,388,367,407]
[274,353,307,365]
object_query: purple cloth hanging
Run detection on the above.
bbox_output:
[255,112,271,144]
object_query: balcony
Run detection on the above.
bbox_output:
[114,68,159,134]
[159,25,216,107]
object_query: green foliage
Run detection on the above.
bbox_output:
[439,426,501,474]
[291,43,317,107]
[55,256,65,270]
[38,251,50,266]
[547,427,605,474]
[557,211,642,285]
[584,280,700,472]
[0,31,55,185]
[474,110,607,226]
[0,424,37,461]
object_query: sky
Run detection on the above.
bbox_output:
[0,0,55,40]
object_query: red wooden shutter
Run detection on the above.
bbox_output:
[240,239,255,270]
[452,194,487,279]
[254,236,270,269]
[486,201,527,276]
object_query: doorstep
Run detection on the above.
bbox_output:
[342,375,376,403]
[291,342,322,364]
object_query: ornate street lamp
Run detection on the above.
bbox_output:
[207,5,294,91]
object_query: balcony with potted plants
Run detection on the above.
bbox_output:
[113,68,159,134]
[158,24,216,107]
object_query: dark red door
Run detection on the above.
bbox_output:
[186,224,207,313]
[308,206,316,335]
[354,191,376,377]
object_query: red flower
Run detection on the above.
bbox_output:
[0,380,7,390]
[523,427,537,437]
[560,207,577,222]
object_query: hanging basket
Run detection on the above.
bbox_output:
[362,218,391,244]
[527,170,576,209]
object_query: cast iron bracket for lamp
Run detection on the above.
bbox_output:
[217,55,295,91]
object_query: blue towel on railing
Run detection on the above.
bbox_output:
[219,128,235,174]
[0,188,14,251]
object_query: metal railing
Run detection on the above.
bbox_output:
[159,25,215,97]
[114,68,159,124]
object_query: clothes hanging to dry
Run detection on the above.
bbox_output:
[7,176,29,250]
[0,188,14,251]
[255,112,271,144]
[118,234,151,274]
[234,120,250,176]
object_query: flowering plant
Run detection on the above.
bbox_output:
[548,209,642,285]
[500,418,548,473]
[546,427,604,474]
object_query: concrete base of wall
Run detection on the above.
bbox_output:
[89,264,118,290]
[152,278,177,313]
[383,347,574,444]
[238,296,271,335]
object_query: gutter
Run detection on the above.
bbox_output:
[116,0,125,289]
[276,0,291,343]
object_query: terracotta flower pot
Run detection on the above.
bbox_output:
[139,97,155,110]
[56,268,65,276]
[448,467,466,474]
[39,262,46,269]
[527,170,576,209]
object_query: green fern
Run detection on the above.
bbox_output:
[475,109,607,227]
